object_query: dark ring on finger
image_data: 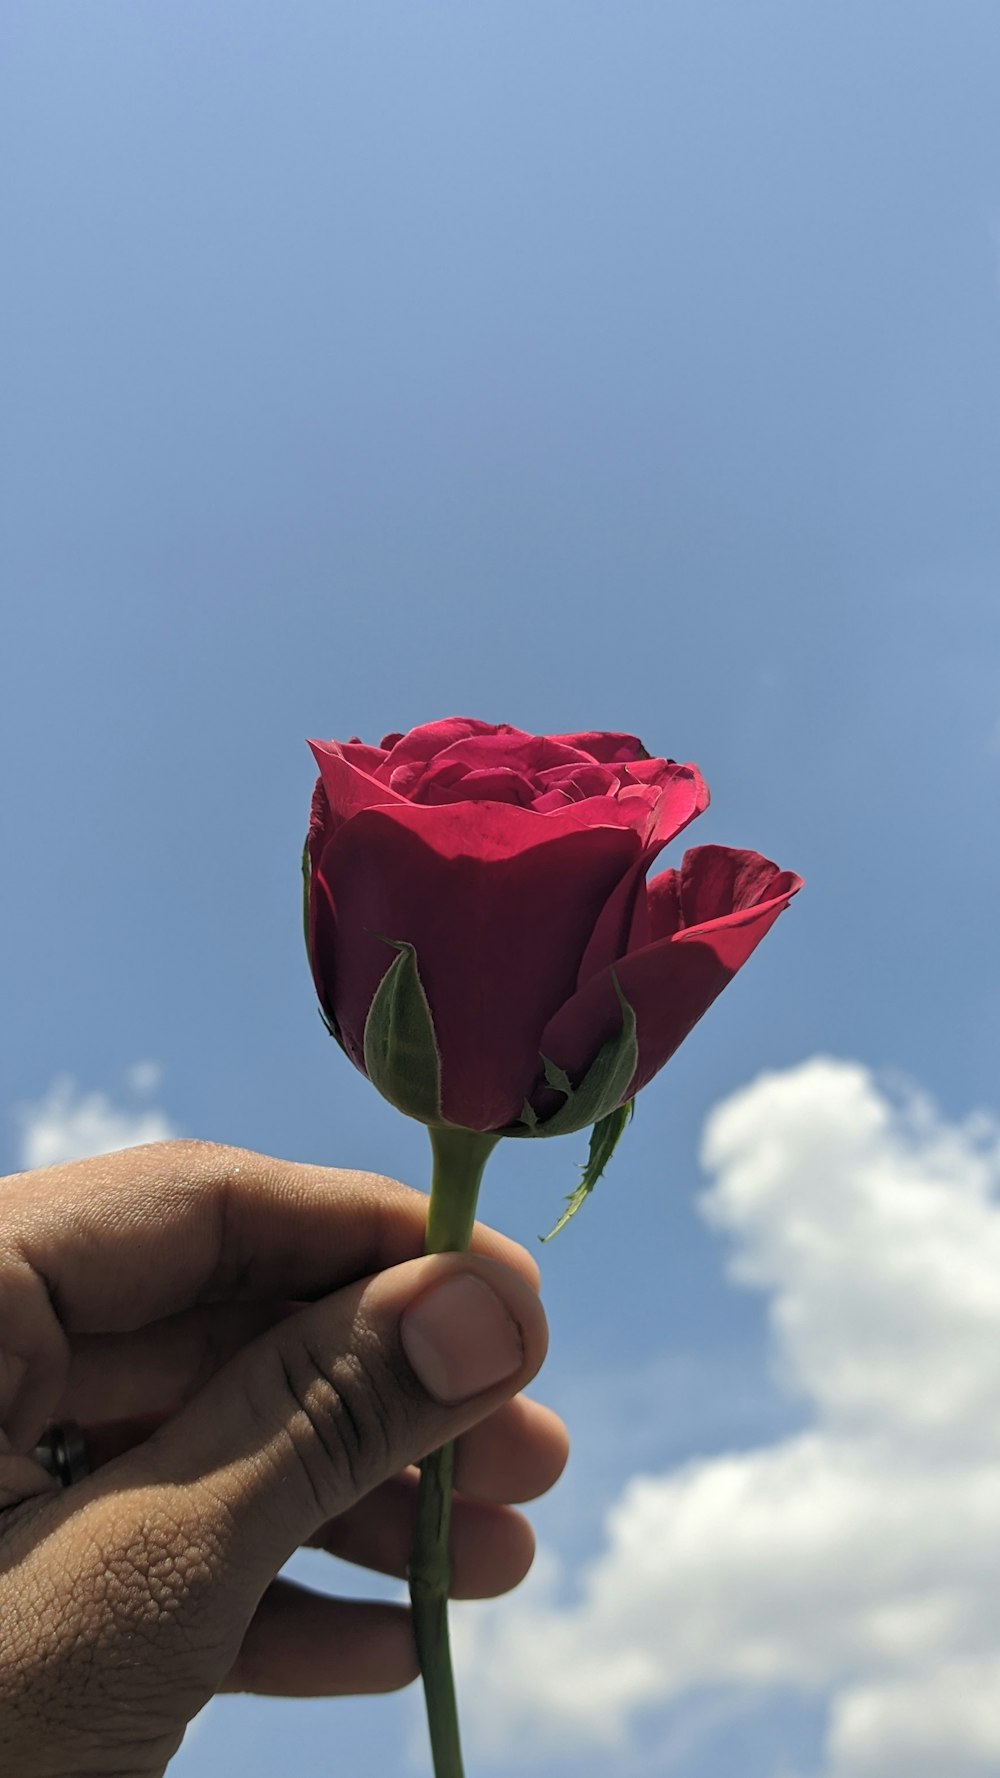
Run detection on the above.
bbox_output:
[34,1421,91,1487]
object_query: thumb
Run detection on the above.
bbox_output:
[96,1252,547,1607]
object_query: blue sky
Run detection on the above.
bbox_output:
[3,5,1000,1774]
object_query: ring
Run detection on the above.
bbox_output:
[34,1421,91,1487]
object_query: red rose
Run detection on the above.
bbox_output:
[305,718,801,1133]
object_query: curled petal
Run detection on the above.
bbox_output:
[540,849,802,1099]
[574,767,712,983]
[649,846,803,943]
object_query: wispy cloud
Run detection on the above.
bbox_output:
[455,1059,1000,1778]
[15,1071,178,1170]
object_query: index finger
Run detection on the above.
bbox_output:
[0,1139,540,1335]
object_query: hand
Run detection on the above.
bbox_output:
[0,1140,567,1777]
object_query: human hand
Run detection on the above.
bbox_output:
[0,1141,566,1777]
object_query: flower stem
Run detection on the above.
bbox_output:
[410,1125,500,1778]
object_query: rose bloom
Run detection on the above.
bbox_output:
[305,718,801,1132]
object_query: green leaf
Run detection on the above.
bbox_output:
[362,939,443,1124]
[531,972,638,1138]
[542,1099,635,1240]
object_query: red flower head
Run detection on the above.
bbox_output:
[304,718,801,1138]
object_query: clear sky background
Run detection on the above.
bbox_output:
[3,5,1000,1775]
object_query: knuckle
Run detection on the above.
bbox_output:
[271,1326,412,1517]
[156,1135,228,1170]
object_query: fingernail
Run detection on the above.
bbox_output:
[400,1273,525,1405]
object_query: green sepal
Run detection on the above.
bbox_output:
[542,1056,573,1098]
[362,938,443,1125]
[523,972,638,1139]
[542,1099,635,1241]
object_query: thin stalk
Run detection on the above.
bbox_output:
[409,1125,500,1778]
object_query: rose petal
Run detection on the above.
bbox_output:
[420,765,538,807]
[338,740,391,775]
[309,739,410,820]
[550,731,650,764]
[540,851,802,1099]
[574,767,712,982]
[379,718,521,783]
[314,803,643,1128]
[647,868,683,939]
[652,846,804,941]
[534,762,620,802]
[305,780,339,1022]
[395,731,595,803]
[646,761,710,844]
[531,786,574,813]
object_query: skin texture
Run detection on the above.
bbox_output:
[0,1141,568,1778]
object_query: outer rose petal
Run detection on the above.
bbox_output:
[550,732,650,764]
[539,848,802,1102]
[309,739,409,819]
[575,765,711,983]
[312,802,644,1129]
[305,781,339,1026]
[339,740,391,775]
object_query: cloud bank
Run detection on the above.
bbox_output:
[15,1072,177,1170]
[456,1058,1000,1777]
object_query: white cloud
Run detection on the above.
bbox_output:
[15,1072,178,1170]
[124,1059,164,1096]
[455,1059,1000,1777]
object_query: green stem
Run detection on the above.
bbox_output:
[409,1125,500,1778]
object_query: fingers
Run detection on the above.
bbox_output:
[78,1393,565,1599]
[70,1396,566,1599]
[61,1311,561,1432]
[59,1301,291,1423]
[0,1251,551,1741]
[81,1413,556,1599]
[0,1140,539,1446]
[72,1384,567,1509]
[311,1474,536,1598]
[308,1398,567,1596]
[453,1395,569,1504]
[222,1581,418,1696]
[81,1252,549,1630]
[0,1139,540,1333]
